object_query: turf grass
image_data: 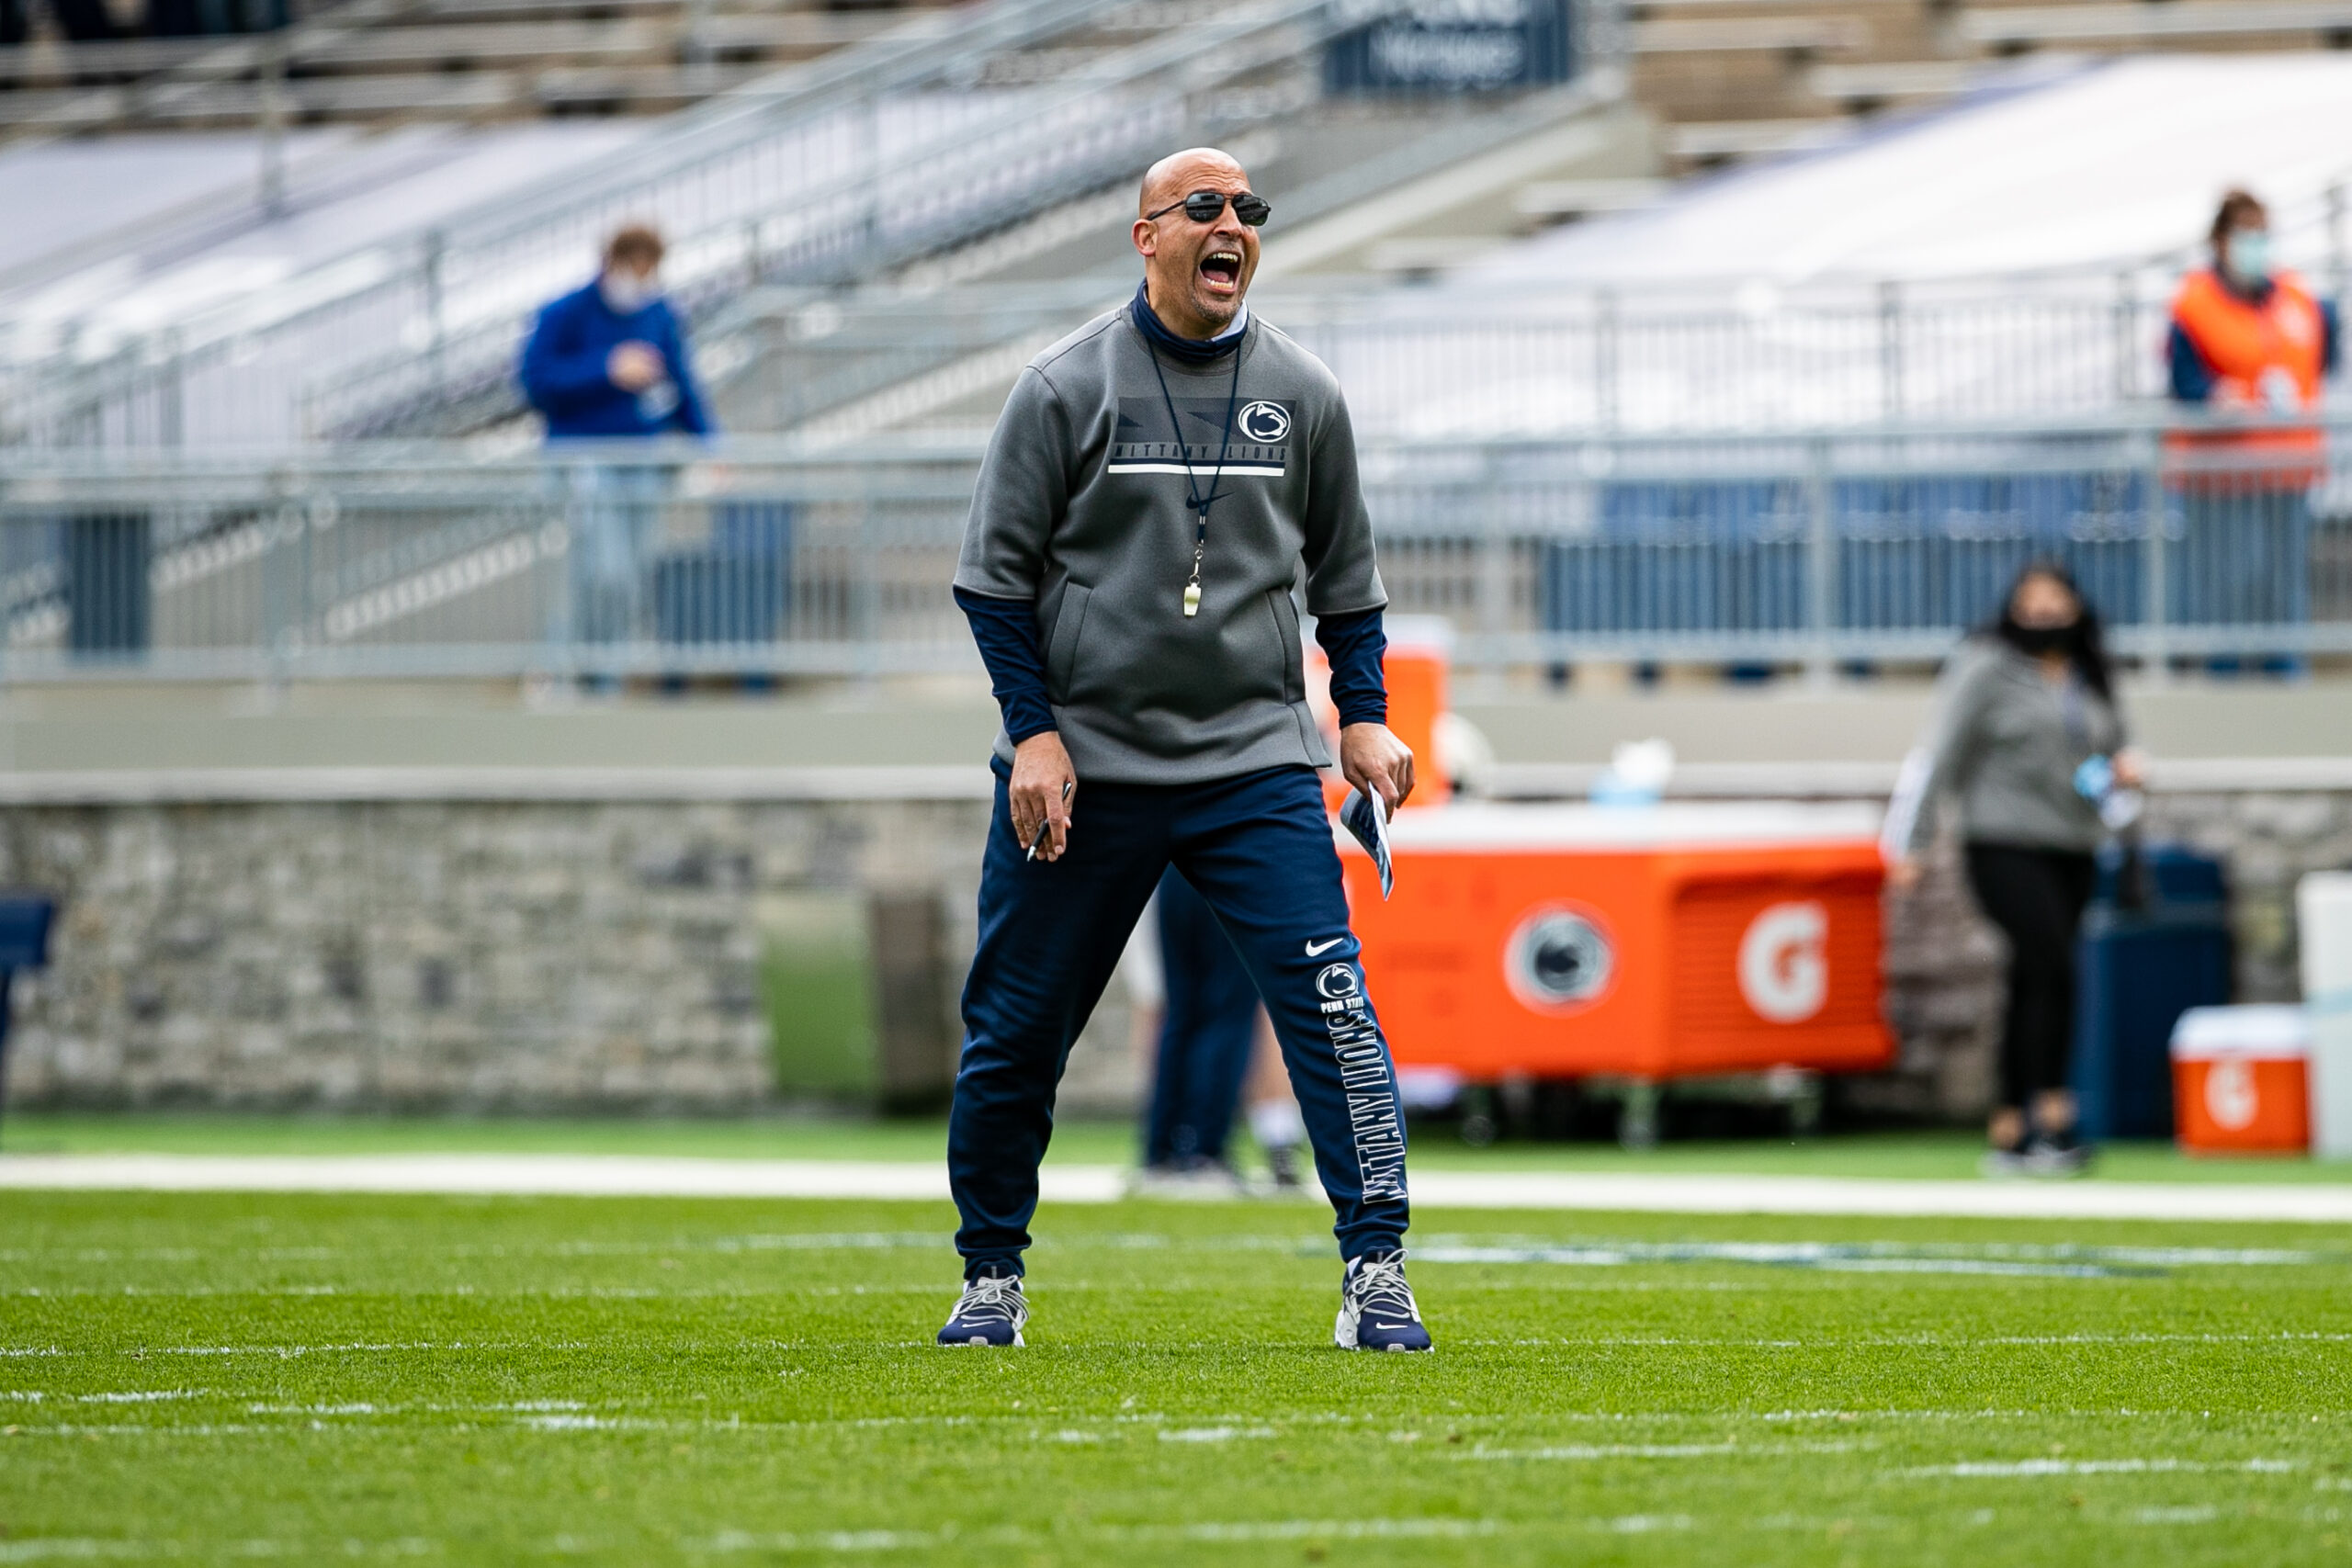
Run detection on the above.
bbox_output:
[5,1190,2352,1564]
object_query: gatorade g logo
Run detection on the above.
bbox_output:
[1505,906,1613,1014]
[1316,963,1362,1001]
[1738,901,1828,1023]
[2205,1058,2259,1131]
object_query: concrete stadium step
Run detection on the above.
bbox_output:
[1634,14,1875,52]
[1806,57,1984,107]
[1620,0,1955,155]
[1666,115,1846,163]
[1962,0,2352,49]
[1620,0,2352,163]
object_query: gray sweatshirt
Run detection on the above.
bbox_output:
[954,306,1385,784]
[1899,637,2127,857]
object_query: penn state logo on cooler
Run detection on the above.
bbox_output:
[1737,901,1828,1023]
[1505,905,1614,1014]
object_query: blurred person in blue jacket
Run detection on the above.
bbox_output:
[520,225,715,660]
[522,224,712,442]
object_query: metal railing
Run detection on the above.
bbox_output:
[712,270,2327,442]
[2,0,1412,451]
[3,415,2348,683]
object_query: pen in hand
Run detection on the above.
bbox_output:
[1026,779,1073,863]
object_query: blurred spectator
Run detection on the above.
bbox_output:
[1885,562,2140,1178]
[522,224,711,443]
[1139,867,1258,1190]
[147,0,287,36]
[2166,188,2340,655]
[520,225,714,656]
[5,0,119,43]
[1136,868,1306,1192]
[1241,1014,1306,1190]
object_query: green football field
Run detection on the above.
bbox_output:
[6,1188,2351,1565]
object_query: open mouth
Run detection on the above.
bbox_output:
[1198,249,1243,294]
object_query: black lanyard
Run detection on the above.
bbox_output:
[1143,334,1244,618]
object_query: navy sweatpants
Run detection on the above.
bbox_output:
[949,761,1410,1277]
[1144,865,1261,1168]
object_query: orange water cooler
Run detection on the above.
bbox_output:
[1340,804,1894,1083]
[2170,1005,2310,1156]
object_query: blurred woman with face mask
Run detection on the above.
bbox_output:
[1886,563,2143,1176]
[2165,188,2341,659]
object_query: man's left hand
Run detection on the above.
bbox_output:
[1340,722,1415,816]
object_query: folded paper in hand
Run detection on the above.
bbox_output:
[1339,786,1394,900]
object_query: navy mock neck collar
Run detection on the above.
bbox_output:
[1131,279,1248,365]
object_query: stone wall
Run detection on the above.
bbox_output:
[0,790,1142,1117]
[3,780,2346,1121]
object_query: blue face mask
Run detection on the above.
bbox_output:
[2224,230,2272,287]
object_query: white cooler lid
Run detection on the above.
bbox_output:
[1375,800,1884,852]
[2169,1004,2311,1061]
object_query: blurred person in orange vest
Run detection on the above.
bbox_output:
[2165,188,2340,658]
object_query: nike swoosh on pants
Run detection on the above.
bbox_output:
[1305,937,1348,956]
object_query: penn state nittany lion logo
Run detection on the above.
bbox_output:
[1238,400,1291,443]
[1108,397,1292,477]
[1504,906,1615,1014]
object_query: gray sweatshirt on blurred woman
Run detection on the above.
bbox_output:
[1896,637,2127,857]
[953,307,1384,785]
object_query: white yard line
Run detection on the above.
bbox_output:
[1406,1172,2352,1223]
[3,1155,2351,1223]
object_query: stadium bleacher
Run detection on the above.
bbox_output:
[0,0,960,131]
[1628,0,2352,169]
[6,0,1502,449]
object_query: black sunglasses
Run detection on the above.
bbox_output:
[1146,188,1272,227]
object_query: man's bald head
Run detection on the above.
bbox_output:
[1132,147,1261,340]
[1138,148,1250,218]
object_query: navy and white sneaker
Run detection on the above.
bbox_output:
[1335,1249,1432,1352]
[937,1268,1027,1347]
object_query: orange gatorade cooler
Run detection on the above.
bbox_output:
[1306,615,1453,813]
[2170,1006,2311,1156]
[1339,803,1893,1082]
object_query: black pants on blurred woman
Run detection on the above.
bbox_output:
[1963,843,2097,1110]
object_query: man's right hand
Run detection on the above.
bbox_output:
[606,341,664,392]
[1010,731,1076,862]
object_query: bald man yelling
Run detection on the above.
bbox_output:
[941,147,1430,1352]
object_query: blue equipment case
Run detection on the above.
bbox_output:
[2070,843,2233,1142]
[0,894,56,1145]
